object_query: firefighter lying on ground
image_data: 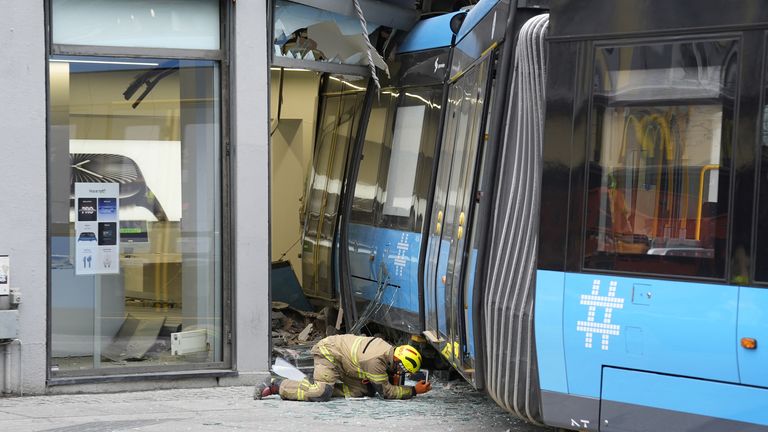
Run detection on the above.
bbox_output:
[254,334,432,401]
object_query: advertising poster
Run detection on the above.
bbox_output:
[75,183,119,275]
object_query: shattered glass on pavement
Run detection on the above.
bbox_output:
[0,382,554,432]
[297,378,553,432]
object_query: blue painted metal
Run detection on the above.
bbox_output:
[449,0,507,78]
[435,238,451,337]
[534,270,568,393]
[557,272,738,398]
[397,12,464,54]
[602,367,768,426]
[465,249,478,357]
[737,287,768,387]
[347,223,421,313]
[455,0,501,42]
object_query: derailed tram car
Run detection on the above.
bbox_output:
[536,0,768,430]
[301,0,768,430]
[331,0,551,422]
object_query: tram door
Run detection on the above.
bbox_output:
[424,55,493,384]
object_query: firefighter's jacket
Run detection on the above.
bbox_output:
[311,334,415,399]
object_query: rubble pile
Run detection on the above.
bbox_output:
[271,301,338,371]
[271,301,334,346]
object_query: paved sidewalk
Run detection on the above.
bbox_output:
[0,380,552,432]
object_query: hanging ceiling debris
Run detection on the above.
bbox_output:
[272,0,421,73]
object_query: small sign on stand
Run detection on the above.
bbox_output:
[74,183,120,275]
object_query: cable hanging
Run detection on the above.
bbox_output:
[352,0,389,91]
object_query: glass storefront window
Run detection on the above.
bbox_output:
[52,0,221,50]
[48,56,222,373]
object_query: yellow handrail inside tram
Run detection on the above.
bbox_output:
[695,164,720,240]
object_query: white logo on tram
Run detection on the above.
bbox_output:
[576,279,624,350]
[393,233,409,277]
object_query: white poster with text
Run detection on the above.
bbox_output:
[75,183,119,275]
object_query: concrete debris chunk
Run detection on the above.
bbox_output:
[272,301,290,310]
[297,323,314,342]
[270,302,336,347]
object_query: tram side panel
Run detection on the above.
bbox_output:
[344,45,448,334]
[536,3,768,430]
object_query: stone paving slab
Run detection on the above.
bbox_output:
[0,381,554,432]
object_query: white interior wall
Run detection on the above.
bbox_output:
[269,70,321,284]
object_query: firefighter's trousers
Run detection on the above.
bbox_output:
[278,355,370,401]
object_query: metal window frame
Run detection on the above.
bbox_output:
[579,33,743,283]
[44,0,233,381]
[48,0,226,61]
[50,44,223,61]
[272,56,370,77]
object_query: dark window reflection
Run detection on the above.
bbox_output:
[753,100,768,281]
[584,40,738,278]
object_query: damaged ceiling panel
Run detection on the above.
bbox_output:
[306,21,388,70]
[273,0,416,70]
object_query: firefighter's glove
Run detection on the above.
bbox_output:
[414,380,432,395]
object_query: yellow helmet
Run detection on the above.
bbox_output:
[394,345,422,374]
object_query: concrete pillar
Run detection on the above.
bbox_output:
[0,0,47,394]
[228,0,272,382]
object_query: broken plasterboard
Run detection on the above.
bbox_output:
[307,21,387,70]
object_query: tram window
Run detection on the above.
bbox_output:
[753,55,768,282]
[584,40,738,278]
[377,87,442,232]
[351,92,398,224]
[383,105,426,217]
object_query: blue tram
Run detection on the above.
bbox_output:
[298,0,768,430]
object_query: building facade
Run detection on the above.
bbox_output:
[0,0,271,394]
